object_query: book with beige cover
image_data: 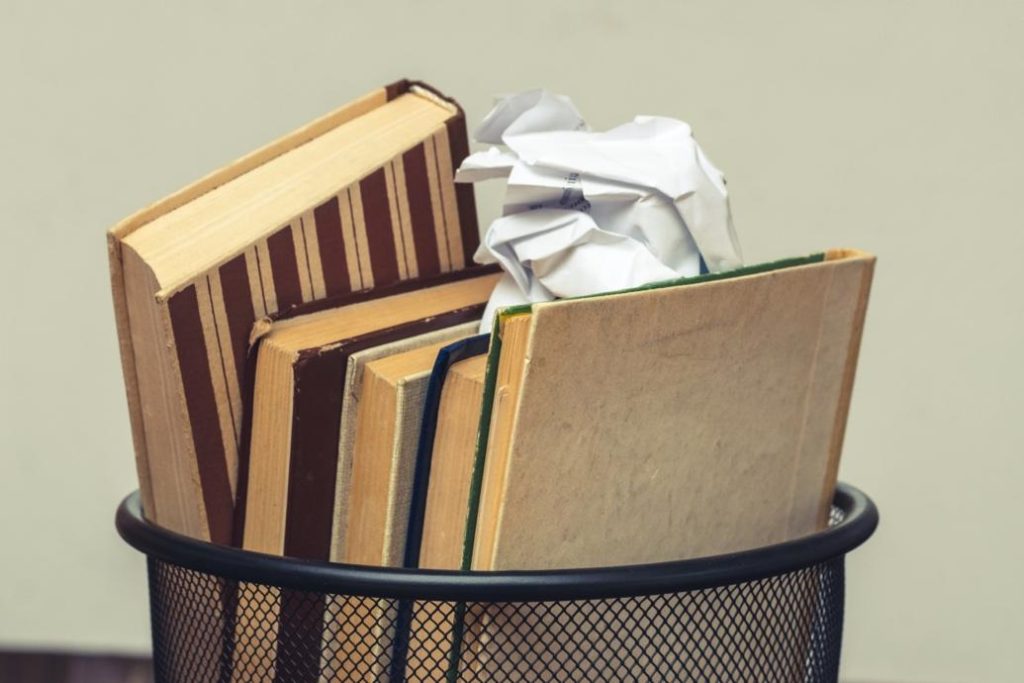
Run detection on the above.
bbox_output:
[333,321,478,560]
[472,249,873,570]
[345,334,477,568]
[428,249,875,679]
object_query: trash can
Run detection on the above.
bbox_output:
[116,482,878,682]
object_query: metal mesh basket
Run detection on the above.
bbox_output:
[116,483,877,683]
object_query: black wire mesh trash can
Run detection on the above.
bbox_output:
[116,482,877,683]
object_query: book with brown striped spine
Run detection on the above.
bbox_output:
[108,80,480,544]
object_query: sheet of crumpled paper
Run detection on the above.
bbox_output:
[455,89,744,331]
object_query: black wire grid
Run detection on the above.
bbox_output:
[117,483,877,682]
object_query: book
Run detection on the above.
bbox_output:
[440,248,874,678]
[472,249,873,569]
[344,334,478,568]
[108,79,480,543]
[408,339,491,571]
[331,321,479,561]
[331,333,479,682]
[388,336,490,682]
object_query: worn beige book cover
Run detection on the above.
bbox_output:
[446,248,874,681]
[473,248,874,571]
[331,321,478,561]
[334,336,475,683]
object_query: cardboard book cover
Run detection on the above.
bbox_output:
[443,248,874,679]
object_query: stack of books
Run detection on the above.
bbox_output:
[109,80,874,678]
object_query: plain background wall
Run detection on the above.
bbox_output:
[1,1,1022,681]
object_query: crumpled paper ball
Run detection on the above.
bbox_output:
[456,90,744,331]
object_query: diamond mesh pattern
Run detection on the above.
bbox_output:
[146,511,847,682]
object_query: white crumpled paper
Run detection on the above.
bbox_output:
[456,90,744,331]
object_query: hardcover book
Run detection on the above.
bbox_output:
[345,332,479,567]
[391,335,491,681]
[437,248,874,678]
[333,321,479,561]
[472,249,874,570]
[108,80,479,543]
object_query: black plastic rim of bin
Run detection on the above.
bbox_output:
[116,481,877,603]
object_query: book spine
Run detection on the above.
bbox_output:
[107,236,157,519]
[446,112,480,266]
[167,285,237,545]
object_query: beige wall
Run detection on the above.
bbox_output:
[2,1,1022,680]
